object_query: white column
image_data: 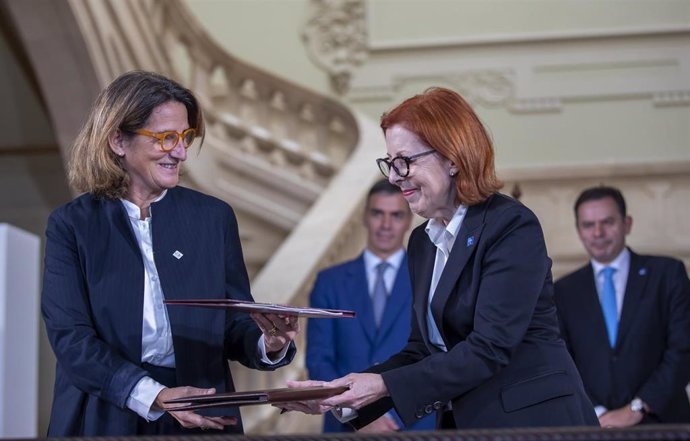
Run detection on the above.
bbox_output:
[0,224,40,438]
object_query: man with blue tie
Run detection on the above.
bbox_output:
[306,179,435,433]
[555,186,690,427]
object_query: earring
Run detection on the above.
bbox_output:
[450,170,457,177]
[118,152,125,158]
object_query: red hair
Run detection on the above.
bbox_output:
[380,87,502,205]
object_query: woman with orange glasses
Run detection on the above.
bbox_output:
[41,71,299,436]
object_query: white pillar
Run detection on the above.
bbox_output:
[0,224,40,438]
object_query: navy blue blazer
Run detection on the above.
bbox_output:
[41,186,295,436]
[353,194,598,429]
[306,253,435,432]
[555,250,690,423]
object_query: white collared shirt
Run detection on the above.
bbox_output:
[424,204,468,351]
[363,248,405,298]
[121,192,176,368]
[590,247,630,319]
[425,205,468,306]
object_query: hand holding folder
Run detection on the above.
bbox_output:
[163,386,350,411]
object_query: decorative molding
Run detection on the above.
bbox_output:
[653,90,690,107]
[368,24,690,51]
[340,10,690,112]
[301,0,368,95]
[390,70,516,108]
[508,97,562,114]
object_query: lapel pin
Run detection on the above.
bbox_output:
[639,268,647,276]
[173,250,184,260]
[466,236,475,247]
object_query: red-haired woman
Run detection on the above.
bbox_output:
[287,88,598,430]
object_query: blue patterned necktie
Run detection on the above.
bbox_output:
[372,262,389,328]
[601,267,618,347]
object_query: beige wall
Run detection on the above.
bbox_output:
[186,0,330,94]
[184,0,690,168]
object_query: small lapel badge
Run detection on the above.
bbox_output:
[639,268,647,276]
[173,250,183,260]
[466,236,475,247]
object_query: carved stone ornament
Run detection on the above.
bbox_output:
[302,0,368,95]
[450,70,515,107]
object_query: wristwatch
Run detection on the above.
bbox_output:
[630,397,646,414]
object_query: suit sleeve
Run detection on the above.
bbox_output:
[637,260,690,414]
[380,205,551,426]
[222,205,295,369]
[306,272,340,381]
[41,210,147,409]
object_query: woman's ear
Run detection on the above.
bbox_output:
[108,129,126,157]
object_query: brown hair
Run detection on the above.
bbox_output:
[380,87,502,205]
[68,70,204,199]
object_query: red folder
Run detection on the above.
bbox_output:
[163,386,349,411]
[164,298,355,318]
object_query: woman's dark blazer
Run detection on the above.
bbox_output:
[356,193,598,429]
[41,186,295,436]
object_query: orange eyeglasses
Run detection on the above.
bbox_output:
[135,128,197,152]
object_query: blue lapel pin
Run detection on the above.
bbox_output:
[466,236,475,247]
[639,268,647,276]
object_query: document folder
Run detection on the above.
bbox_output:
[164,298,355,318]
[163,386,349,411]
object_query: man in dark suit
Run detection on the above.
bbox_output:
[555,185,690,427]
[306,179,435,432]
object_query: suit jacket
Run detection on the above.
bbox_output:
[353,194,598,429]
[554,250,690,423]
[306,253,435,432]
[41,186,295,436]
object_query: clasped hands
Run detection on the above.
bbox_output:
[276,373,388,417]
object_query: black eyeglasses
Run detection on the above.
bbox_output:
[376,150,437,178]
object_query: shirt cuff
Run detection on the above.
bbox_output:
[331,406,358,423]
[594,405,608,418]
[257,335,290,364]
[126,376,167,421]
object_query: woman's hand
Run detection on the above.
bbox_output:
[275,374,388,415]
[275,380,333,414]
[251,312,300,354]
[321,373,388,410]
[154,386,237,430]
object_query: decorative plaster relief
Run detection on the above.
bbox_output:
[390,70,516,108]
[302,0,368,94]
[339,18,690,112]
[654,90,690,107]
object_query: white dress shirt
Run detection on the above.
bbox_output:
[424,204,468,351]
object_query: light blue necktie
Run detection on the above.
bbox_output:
[601,267,618,348]
[372,262,389,328]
